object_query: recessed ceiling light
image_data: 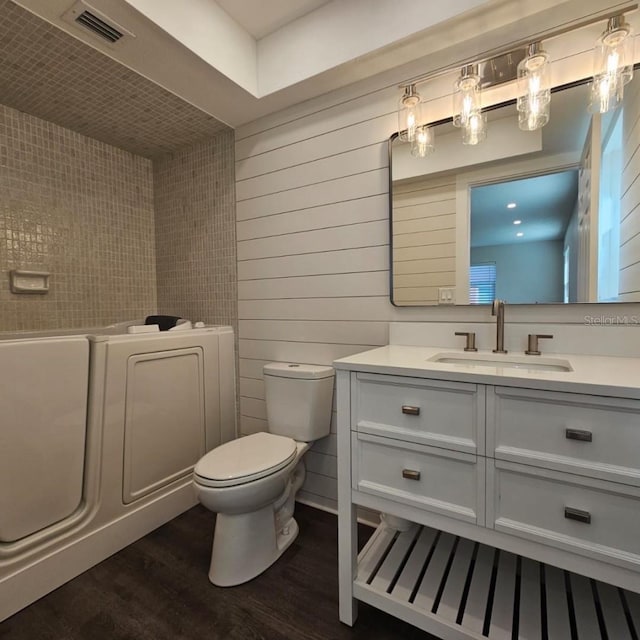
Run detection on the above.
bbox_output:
[516,232,524,237]
[507,202,517,209]
[513,219,522,225]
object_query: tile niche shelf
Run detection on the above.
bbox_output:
[9,270,50,294]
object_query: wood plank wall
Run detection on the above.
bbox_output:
[235,82,401,509]
[620,76,640,300]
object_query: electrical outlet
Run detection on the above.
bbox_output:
[438,287,455,305]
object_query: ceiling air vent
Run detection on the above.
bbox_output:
[62,1,134,46]
[75,10,123,43]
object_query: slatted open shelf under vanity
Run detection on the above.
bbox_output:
[356,523,640,640]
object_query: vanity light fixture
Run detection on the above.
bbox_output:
[453,65,486,145]
[589,14,634,114]
[398,84,423,142]
[410,124,435,157]
[395,7,638,160]
[517,42,551,131]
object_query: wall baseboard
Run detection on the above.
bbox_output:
[296,495,379,528]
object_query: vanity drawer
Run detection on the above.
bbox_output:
[488,386,640,485]
[352,432,484,525]
[488,460,640,570]
[353,372,483,454]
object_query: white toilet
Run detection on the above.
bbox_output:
[193,362,334,587]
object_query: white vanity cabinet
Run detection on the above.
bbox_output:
[354,373,484,454]
[336,364,640,640]
[487,386,640,485]
[353,433,485,525]
[351,373,485,526]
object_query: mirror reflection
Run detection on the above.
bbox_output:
[469,170,579,304]
[390,73,640,305]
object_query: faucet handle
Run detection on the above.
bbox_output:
[525,334,553,356]
[455,331,478,352]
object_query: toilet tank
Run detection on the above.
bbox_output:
[263,363,334,442]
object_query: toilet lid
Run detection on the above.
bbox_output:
[194,432,297,487]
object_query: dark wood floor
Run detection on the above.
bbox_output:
[0,504,437,640]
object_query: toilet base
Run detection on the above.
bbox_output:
[208,505,299,587]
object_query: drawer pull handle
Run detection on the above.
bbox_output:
[565,428,592,442]
[402,405,420,416]
[402,469,421,481]
[564,507,591,524]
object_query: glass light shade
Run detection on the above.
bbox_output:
[410,125,435,157]
[517,45,551,131]
[453,67,481,128]
[589,16,634,114]
[398,85,423,142]
[462,111,486,146]
[518,104,550,131]
[588,74,623,114]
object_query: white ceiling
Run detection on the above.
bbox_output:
[216,0,331,39]
[122,0,493,97]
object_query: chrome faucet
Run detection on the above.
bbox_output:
[491,299,507,354]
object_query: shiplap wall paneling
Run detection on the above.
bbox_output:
[235,80,400,510]
[620,75,640,301]
[239,320,388,345]
[239,296,398,322]
[237,194,388,241]
[236,144,387,200]
[392,175,456,304]
[238,246,389,281]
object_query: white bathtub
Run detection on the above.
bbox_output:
[0,321,236,621]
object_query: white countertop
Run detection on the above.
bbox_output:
[334,345,640,399]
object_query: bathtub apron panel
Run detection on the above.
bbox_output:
[122,347,209,503]
[0,337,89,542]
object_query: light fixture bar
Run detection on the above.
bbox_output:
[477,49,526,89]
[397,3,638,91]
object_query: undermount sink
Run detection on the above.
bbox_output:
[428,351,573,372]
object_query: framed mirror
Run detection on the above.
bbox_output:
[390,71,640,306]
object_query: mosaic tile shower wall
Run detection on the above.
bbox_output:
[154,132,237,331]
[0,103,157,332]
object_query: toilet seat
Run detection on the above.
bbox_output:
[194,432,297,488]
